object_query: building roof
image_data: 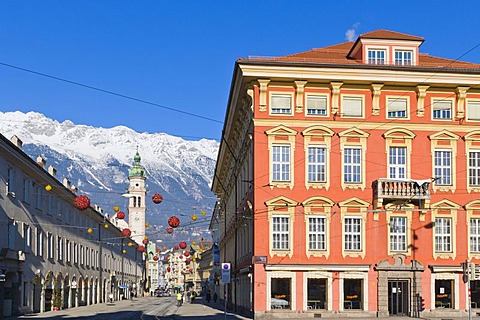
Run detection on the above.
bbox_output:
[239,30,480,70]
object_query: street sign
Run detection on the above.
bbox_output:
[221,262,231,284]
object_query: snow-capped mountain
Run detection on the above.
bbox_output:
[0,111,219,244]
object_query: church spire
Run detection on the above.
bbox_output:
[128,147,146,178]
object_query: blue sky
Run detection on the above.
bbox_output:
[1,1,479,141]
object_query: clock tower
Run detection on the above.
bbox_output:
[127,150,147,245]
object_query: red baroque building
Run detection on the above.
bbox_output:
[211,30,480,318]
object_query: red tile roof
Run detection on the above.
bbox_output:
[359,29,424,41]
[241,32,480,70]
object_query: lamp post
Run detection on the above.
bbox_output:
[98,222,103,303]
[121,238,125,299]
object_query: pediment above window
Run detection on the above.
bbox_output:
[302,126,334,137]
[265,125,297,136]
[337,127,370,138]
[428,130,460,141]
[383,128,416,139]
[338,197,370,208]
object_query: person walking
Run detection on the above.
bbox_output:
[176,292,183,306]
[129,286,133,300]
[206,291,211,303]
[190,291,196,303]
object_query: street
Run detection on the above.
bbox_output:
[9,296,252,320]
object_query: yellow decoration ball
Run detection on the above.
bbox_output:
[191,215,197,221]
[145,222,149,228]
[45,185,52,192]
[144,236,148,240]
[128,242,133,247]
[122,249,126,254]
[113,205,120,212]
[192,241,197,245]
[201,210,206,216]
[87,228,93,234]
[163,246,167,251]
[104,224,109,229]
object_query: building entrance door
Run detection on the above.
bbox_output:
[388,280,409,316]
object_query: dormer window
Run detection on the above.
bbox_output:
[395,50,413,65]
[367,49,386,64]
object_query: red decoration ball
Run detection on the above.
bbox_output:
[152,193,163,204]
[122,228,132,237]
[153,256,159,261]
[117,211,125,219]
[186,258,191,264]
[184,251,190,257]
[74,195,91,211]
[179,255,183,259]
[174,245,179,250]
[179,241,187,249]
[137,246,145,252]
[166,227,173,234]
[168,216,180,228]
[142,239,148,245]
[167,267,171,272]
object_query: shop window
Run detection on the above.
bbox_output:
[271,278,291,309]
[435,279,453,309]
[307,278,326,309]
[344,278,363,310]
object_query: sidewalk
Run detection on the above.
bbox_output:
[173,299,251,319]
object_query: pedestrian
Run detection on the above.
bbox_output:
[186,290,191,303]
[213,292,218,303]
[129,286,133,300]
[206,291,211,303]
[176,292,183,306]
[191,291,196,303]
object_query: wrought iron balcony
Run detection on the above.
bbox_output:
[372,178,431,209]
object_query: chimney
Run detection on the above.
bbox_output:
[71,185,77,193]
[10,135,23,149]
[37,156,46,169]
[47,165,56,178]
[62,178,71,189]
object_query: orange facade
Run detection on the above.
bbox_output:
[213,30,480,318]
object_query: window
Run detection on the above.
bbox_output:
[36,230,43,257]
[271,278,291,310]
[368,49,386,64]
[272,216,290,250]
[434,279,453,309]
[344,147,362,183]
[47,232,54,259]
[469,151,480,186]
[307,278,327,310]
[271,94,292,114]
[344,279,363,310]
[306,95,327,115]
[342,96,363,117]
[22,178,30,203]
[66,239,71,262]
[390,217,407,252]
[7,166,15,193]
[80,245,84,265]
[435,217,452,252]
[8,221,16,249]
[434,150,452,185]
[309,217,326,250]
[272,145,290,182]
[57,237,63,261]
[35,184,42,209]
[470,218,480,253]
[387,98,407,118]
[432,99,452,119]
[394,50,412,65]
[74,242,78,264]
[23,281,29,306]
[307,147,326,182]
[23,223,32,253]
[467,100,480,121]
[389,147,406,179]
[344,217,362,251]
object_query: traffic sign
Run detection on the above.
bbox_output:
[221,262,231,284]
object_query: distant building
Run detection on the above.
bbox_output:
[212,30,480,318]
[0,133,142,317]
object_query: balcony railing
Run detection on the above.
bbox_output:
[372,178,431,208]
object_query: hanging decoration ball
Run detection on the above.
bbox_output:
[163,246,167,251]
[117,211,125,219]
[153,256,159,261]
[191,214,197,221]
[74,195,91,210]
[144,236,149,240]
[189,268,193,273]
[104,223,109,229]
[143,252,147,257]
[128,242,133,247]
[179,241,187,249]
[166,227,173,234]
[192,241,197,245]
[122,228,132,237]
[137,246,145,252]
[45,185,52,192]
[167,267,171,272]
[174,245,179,251]
[122,249,127,254]
[201,210,206,216]
[179,255,184,259]
[152,193,163,204]
[113,205,120,212]
[87,228,93,234]
[145,222,150,228]
[157,249,161,254]
[184,251,190,257]
[186,258,191,264]
[168,216,180,228]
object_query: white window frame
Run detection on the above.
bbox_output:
[270,93,293,115]
[389,146,407,179]
[344,216,362,251]
[66,239,71,263]
[367,49,386,64]
[341,95,364,118]
[308,216,326,250]
[470,218,480,253]
[57,236,63,261]
[466,100,480,121]
[434,149,452,186]
[47,232,54,259]
[432,98,453,120]
[305,94,328,116]
[435,217,452,253]
[307,146,326,183]
[394,50,413,65]
[36,229,43,257]
[272,215,290,250]
[343,147,362,183]
[272,145,291,182]
[386,97,408,119]
[23,223,32,253]
[389,216,407,252]
[468,150,480,187]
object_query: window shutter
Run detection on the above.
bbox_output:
[342,97,362,116]
[468,101,480,120]
[307,96,327,110]
[433,100,452,111]
[271,95,291,109]
[388,98,407,112]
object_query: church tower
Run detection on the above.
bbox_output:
[127,150,147,245]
